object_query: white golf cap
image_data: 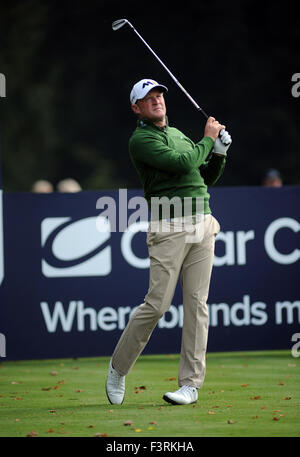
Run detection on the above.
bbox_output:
[130,79,168,104]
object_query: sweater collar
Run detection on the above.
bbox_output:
[137,115,169,131]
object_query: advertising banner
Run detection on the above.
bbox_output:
[0,187,299,360]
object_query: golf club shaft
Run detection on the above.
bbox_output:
[113,18,229,143]
[126,21,209,119]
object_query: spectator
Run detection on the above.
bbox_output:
[57,178,82,192]
[31,179,53,193]
[262,169,282,187]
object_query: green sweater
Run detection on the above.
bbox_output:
[129,118,226,218]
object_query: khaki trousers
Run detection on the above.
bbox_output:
[112,214,220,389]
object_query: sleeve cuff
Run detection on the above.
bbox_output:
[202,136,215,149]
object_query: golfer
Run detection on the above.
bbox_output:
[106,79,232,405]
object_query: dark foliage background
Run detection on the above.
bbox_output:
[0,0,299,191]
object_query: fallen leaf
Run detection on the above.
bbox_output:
[76,389,84,393]
[241,384,248,387]
[50,371,58,376]
[124,420,133,426]
[226,405,232,408]
[15,418,20,422]
[149,421,157,425]
[147,426,154,430]
[88,425,94,428]
[11,381,21,385]
[26,430,38,437]
[261,405,267,410]
[134,386,146,393]
[135,428,142,432]
[273,417,280,421]
[41,387,51,391]
[251,396,261,400]
[94,432,108,437]
[252,416,259,419]
[278,382,284,386]
[165,377,176,381]
[49,410,56,414]
[284,397,291,400]
[227,420,234,424]
[46,428,55,433]
[208,411,215,415]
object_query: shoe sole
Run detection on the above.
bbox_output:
[105,382,125,405]
[163,394,179,405]
[162,394,197,405]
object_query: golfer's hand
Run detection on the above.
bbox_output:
[204,117,225,142]
[213,129,232,156]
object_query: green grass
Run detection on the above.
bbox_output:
[0,350,299,437]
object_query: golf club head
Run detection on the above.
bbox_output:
[112,19,129,31]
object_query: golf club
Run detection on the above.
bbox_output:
[112,19,230,144]
[112,19,232,136]
[112,19,209,119]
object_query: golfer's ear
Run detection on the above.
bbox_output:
[131,103,140,115]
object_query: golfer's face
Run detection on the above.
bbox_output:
[135,89,166,122]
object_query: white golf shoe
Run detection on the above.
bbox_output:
[163,385,198,405]
[105,360,125,405]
